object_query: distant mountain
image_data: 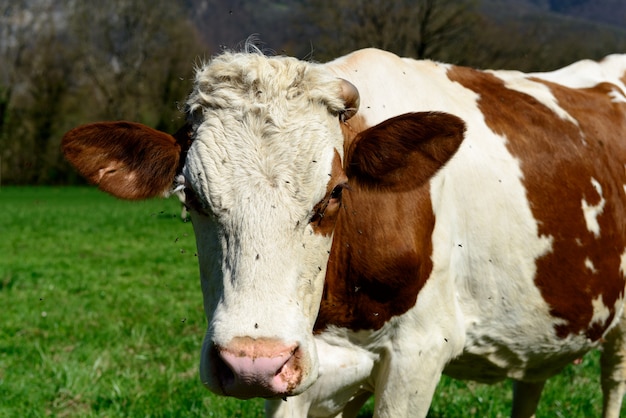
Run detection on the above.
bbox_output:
[561,0,626,27]
[481,0,626,29]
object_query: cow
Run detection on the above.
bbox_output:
[61,46,626,417]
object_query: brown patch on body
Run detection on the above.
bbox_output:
[447,66,626,340]
[314,112,465,331]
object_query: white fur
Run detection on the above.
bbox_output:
[581,178,606,238]
[184,50,348,395]
[529,55,626,93]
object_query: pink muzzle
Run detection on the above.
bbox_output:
[213,337,303,399]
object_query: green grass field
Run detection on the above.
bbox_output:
[0,187,618,417]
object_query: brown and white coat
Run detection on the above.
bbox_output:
[62,48,626,417]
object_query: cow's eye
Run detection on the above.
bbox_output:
[329,184,343,201]
[310,183,347,225]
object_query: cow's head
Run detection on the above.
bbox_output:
[62,51,464,400]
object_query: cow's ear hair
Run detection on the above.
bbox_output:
[62,121,190,200]
[345,112,465,191]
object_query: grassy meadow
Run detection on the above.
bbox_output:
[0,187,618,417]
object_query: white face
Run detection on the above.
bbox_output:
[181,52,349,399]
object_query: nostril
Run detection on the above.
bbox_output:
[276,344,302,385]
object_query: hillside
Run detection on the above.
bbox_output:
[481,0,626,28]
[476,0,625,69]
[549,0,626,27]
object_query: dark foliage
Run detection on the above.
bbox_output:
[0,0,624,185]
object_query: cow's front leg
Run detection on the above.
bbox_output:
[266,392,371,418]
[266,335,375,418]
[372,352,444,417]
[370,281,465,417]
[372,322,464,417]
[265,396,311,418]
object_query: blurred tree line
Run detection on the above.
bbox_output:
[1,0,624,185]
[1,0,204,185]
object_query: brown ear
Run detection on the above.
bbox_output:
[346,112,465,191]
[62,121,190,200]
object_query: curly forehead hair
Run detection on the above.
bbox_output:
[185,46,347,123]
